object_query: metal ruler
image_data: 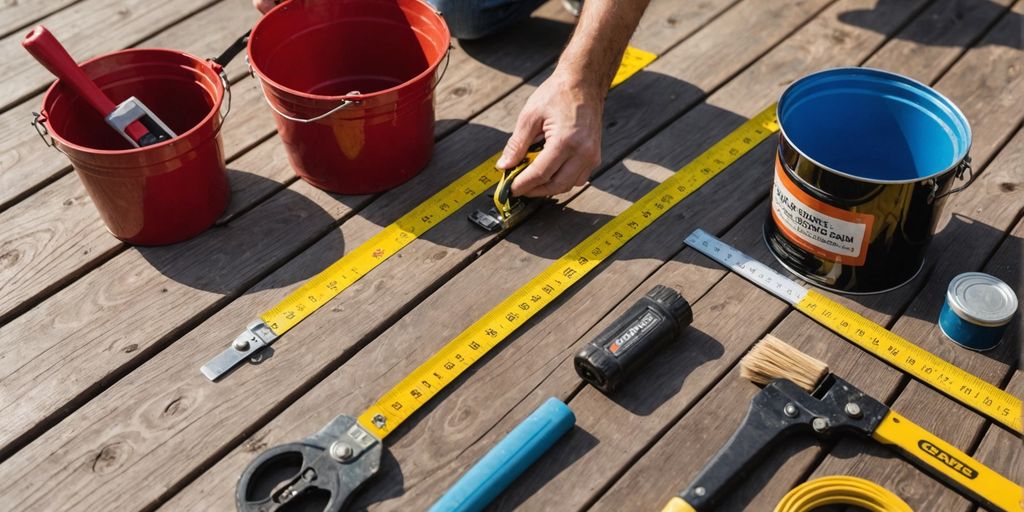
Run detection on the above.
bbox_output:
[357,106,781,438]
[201,46,658,380]
[684,228,1023,435]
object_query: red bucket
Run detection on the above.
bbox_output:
[247,0,450,195]
[37,49,230,245]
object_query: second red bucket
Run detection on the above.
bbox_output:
[248,0,450,195]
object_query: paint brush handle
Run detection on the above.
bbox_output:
[22,26,149,143]
[872,411,1021,512]
[429,398,575,512]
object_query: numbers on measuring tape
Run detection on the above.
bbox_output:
[357,106,782,438]
[799,290,1022,434]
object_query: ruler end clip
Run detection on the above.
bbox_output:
[201,321,279,381]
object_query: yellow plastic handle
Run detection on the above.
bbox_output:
[872,410,1022,512]
[660,496,697,512]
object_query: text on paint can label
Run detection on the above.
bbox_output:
[770,157,875,266]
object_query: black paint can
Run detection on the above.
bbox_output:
[765,68,974,294]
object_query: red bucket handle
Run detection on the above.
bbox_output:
[247,44,452,124]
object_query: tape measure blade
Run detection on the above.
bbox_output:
[798,291,1022,434]
[358,105,781,438]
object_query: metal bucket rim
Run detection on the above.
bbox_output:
[776,66,972,185]
[40,47,225,157]
[247,0,450,104]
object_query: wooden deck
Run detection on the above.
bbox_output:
[0,0,1021,510]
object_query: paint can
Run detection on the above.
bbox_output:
[939,272,1017,351]
[764,68,974,294]
[35,48,230,245]
[247,0,450,195]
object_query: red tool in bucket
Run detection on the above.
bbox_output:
[247,0,451,195]
[25,27,236,246]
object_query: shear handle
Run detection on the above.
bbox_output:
[676,376,886,510]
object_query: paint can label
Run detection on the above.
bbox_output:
[770,156,875,266]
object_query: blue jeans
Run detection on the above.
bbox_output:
[427,0,548,40]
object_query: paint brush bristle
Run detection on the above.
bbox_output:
[739,335,830,392]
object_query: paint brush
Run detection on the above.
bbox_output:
[660,336,1020,512]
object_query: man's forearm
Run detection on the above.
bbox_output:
[556,0,651,93]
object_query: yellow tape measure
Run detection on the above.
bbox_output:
[262,46,657,335]
[799,291,1023,434]
[358,106,780,438]
[684,230,1023,435]
[201,47,657,380]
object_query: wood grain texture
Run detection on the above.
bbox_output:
[0,1,1019,511]
[163,0,950,509]
[0,0,753,509]
[0,0,577,327]
[0,0,80,38]
[810,195,1024,512]
[0,0,221,111]
[596,11,1024,507]
[0,1,589,464]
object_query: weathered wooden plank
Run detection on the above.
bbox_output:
[0,0,585,458]
[808,211,1023,512]
[592,145,1021,511]
[0,0,79,39]
[0,0,757,508]
[157,0,968,509]
[0,0,223,111]
[594,81,1024,512]
[361,0,1022,509]
[0,0,575,326]
[718,5,1024,507]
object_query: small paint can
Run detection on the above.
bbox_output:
[939,272,1017,351]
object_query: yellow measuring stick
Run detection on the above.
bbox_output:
[201,47,657,380]
[799,291,1022,434]
[358,105,781,438]
[685,229,1023,435]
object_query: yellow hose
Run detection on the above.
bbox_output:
[774,476,912,512]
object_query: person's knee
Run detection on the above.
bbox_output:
[430,0,504,40]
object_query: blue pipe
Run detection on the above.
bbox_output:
[429,397,575,512]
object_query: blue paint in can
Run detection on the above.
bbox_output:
[939,272,1017,351]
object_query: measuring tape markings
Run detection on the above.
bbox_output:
[358,106,781,438]
[685,229,1023,435]
[797,291,1022,433]
[262,47,657,335]
[201,48,658,379]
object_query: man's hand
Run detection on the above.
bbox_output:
[498,73,604,197]
[498,0,650,198]
[253,0,276,13]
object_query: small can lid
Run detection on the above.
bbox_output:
[946,272,1018,327]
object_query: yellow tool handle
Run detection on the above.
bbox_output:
[259,46,657,336]
[797,290,1023,435]
[357,105,781,439]
[873,410,1023,512]
[661,496,698,512]
[774,476,912,512]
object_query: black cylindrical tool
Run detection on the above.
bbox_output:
[574,286,692,393]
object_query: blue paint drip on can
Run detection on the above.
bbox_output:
[939,272,1017,351]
